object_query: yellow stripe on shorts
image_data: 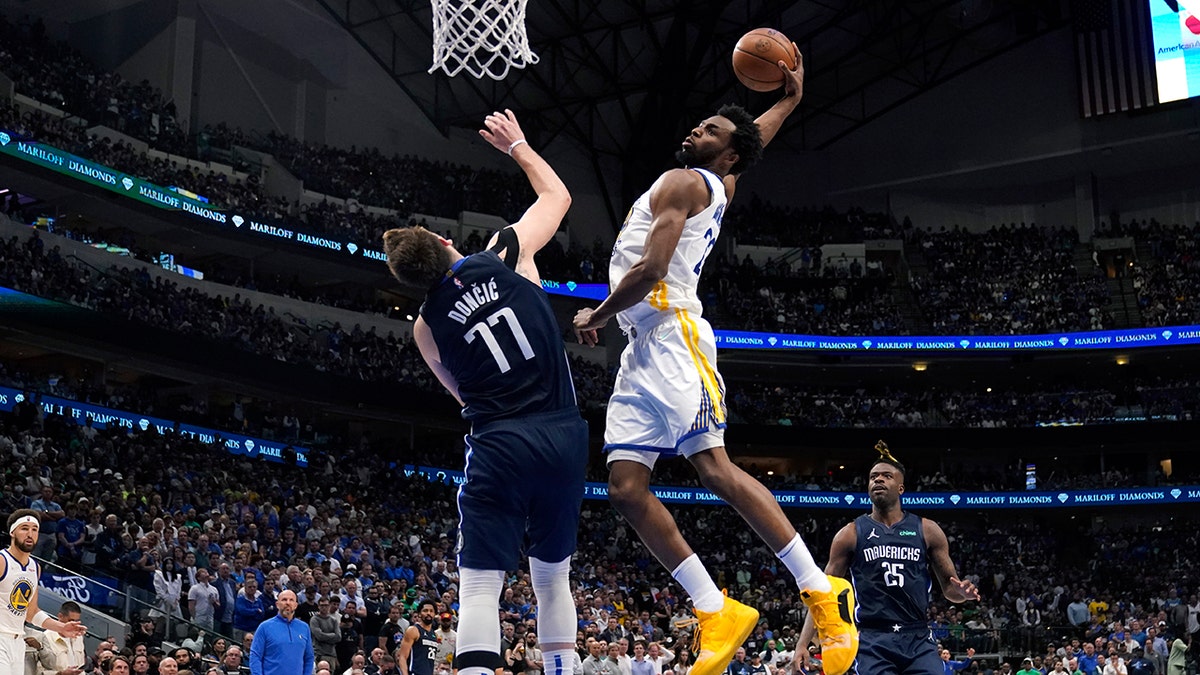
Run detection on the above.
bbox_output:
[675,308,725,424]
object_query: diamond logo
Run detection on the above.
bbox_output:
[862,340,872,348]
[566,281,577,291]
[245,440,255,454]
[232,215,244,227]
[844,494,855,504]
[1163,330,1173,339]
[0,132,9,146]
[14,394,23,403]
[1057,493,1069,503]
[959,339,969,348]
[1059,337,1069,346]
[949,494,960,504]
[121,177,134,190]
[767,337,777,346]
[1171,489,1182,499]
[347,243,358,254]
[138,418,150,431]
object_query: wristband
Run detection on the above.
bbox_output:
[506,139,528,156]
[33,610,52,628]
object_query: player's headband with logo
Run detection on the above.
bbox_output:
[9,515,39,535]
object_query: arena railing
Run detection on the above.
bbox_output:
[32,554,239,652]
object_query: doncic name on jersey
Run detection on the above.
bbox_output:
[446,277,501,325]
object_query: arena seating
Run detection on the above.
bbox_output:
[3,402,1197,675]
[3,17,1200,675]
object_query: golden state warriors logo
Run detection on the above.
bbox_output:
[8,580,33,615]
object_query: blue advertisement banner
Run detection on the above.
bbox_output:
[540,280,607,300]
[709,326,1200,352]
[0,386,308,467]
[401,464,1200,509]
[39,571,121,607]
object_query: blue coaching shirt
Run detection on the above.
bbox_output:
[249,613,314,675]
[849,512,931,630]
[421,227,576,423]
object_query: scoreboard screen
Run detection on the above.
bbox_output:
[1150,0,1200,103]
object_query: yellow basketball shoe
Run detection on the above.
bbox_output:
[690,592,759,675]
[800,575,859,675]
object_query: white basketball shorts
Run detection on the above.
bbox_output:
[604,308,727,468]
[0,632,25,675]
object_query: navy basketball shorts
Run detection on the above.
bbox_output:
[854,627,942,675]
[456,408,589,571]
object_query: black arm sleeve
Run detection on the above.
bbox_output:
[488,226,521,271]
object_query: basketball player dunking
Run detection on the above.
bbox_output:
[1,511,87,675]
[571,51,858,675]
[799,445,979,675]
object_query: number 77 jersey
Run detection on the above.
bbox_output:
[420,229,578,423]
[849,512,931,630]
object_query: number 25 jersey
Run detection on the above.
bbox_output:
[420,228,577,423]
[849,512,930,628]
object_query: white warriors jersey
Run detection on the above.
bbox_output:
[0,550,37,633]
[609,167,727,332]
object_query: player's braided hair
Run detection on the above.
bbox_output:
[717,103,764,175]
[874,440,905,476]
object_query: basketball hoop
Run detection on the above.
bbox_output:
[428,0,539,80]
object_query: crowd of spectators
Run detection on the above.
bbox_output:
[703,273,904,334]
[0,104,267,216]
[3,399,1200,675]
[9,353,1195,497]
[728,378,1200,429]
[0,18,1175,345]
[720,197,904,248]
[911,225,1113,335]
[6,13,1200,675]
[10,12,1200,345]
[0,16,189,154]
[204,126,535,224]
[11,226,1200,435]
[0,15,536,260]
[1129,222,1200,327]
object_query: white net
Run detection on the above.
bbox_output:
[428,0,539,80]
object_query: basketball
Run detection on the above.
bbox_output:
[732,28,797,92]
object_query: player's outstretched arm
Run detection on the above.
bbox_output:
[572,169,703,345]
[28,587,87,637]
[480,109,571,277]
[414,317,466,407]
[923,518,980,603]
[754,47,804,149]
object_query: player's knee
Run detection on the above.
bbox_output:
[529,557,569,587]
[607,471,648,515]
[696,460,740,497]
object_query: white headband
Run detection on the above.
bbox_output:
[9,515,39,535]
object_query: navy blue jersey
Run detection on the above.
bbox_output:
[421,228,577,422]
[408,624,440,675]
[849,512,931,629]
